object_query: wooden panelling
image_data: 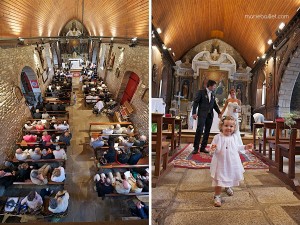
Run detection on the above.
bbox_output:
[0,0,149,39]
[152,0,299,65]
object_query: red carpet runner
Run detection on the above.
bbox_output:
[169,144,269,169]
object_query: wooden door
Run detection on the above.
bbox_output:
[121,72,140,104]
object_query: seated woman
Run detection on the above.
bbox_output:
[41,148,55,159]
[42,110,50,119]
[21,191,43,213]
[51,167,66,182]
[23,132,37,143]
[16,163,31,182]
[24,121,36,131]
[114,172,131,194]
[59,131,72,146]
[125,171,144,193]
[94,174,114,199]
[48,190,69,213]
[30,164,51,185]
[42,131,52,144]
[118,136,135,150]
[35,121,45,131]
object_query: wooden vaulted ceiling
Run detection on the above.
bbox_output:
[152,0,300,66]
[0,0,148,39]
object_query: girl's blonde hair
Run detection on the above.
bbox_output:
[219,116,237,132]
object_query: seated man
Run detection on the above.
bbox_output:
[53,145,67,160]
[0,170,15,188]
[90,136,105,149]
[95,100,104,112]
[21,191,43,212]
[48,190,69,213]
[30,164,51,185]
[29,148,42,160]
[15,148,29,161]
[59,131,72,146]
[51,167,66,182]
[33,109,42,119]
[253,113,265,123]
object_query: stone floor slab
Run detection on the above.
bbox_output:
[265,204,300,225]
[152,186,176,208]
[251,187,299,204]
[171,190,256,210]
[163,210,270,225]
[178,169,212,191]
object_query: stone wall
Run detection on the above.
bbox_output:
[0,44,53,164]
[98,43,149,136]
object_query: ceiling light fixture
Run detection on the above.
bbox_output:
[262,54,266,59]
[279,22,285,30]
[267,39,273,45]
[162,44,167,50]
[157,28,162,34]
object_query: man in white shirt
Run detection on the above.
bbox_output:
[53,146,67,160]
[48,190,69,213]
[21,191,43,212]
[95,100,104,112]
[51,167,66,182]
[15,148,29,161]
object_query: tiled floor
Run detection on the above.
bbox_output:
[152,149,300,225]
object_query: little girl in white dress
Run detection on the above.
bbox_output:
[210,116,252,207]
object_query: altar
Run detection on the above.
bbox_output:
[69,58,83,70]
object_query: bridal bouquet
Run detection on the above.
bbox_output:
[233,104,241,113]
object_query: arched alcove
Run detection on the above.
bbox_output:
[20,66,42,106]
[278,46,300,116]
[256,70,266,107]
[290,72,300,112]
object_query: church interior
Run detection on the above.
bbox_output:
[0,0,149,224]
[151,0,300,224]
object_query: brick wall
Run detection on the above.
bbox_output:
[0,44,52,164]
[98,43,149,136]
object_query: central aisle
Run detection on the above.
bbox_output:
[60,77,132,222]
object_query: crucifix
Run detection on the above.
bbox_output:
[35,43,45,70]
[174,92,184,111]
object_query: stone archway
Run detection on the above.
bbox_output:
[20,66,42,106]
[278,46,300,116]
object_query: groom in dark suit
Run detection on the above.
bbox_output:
[192,80,221,154]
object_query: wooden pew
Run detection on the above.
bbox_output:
[12,158,65,164]
[89,122,132,137]
[12,181,64,185]
[253,123,264,150]
[277,127,300,179]
[152,113,172,188]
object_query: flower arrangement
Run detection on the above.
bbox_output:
[283,112,300,128]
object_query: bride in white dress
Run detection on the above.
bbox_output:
[220,89,243,145]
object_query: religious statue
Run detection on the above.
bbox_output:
[181,81,189,99]
[211,49,220,61]
[180,57,192,68]
[66,21,82,36]
[108,52,115,69]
